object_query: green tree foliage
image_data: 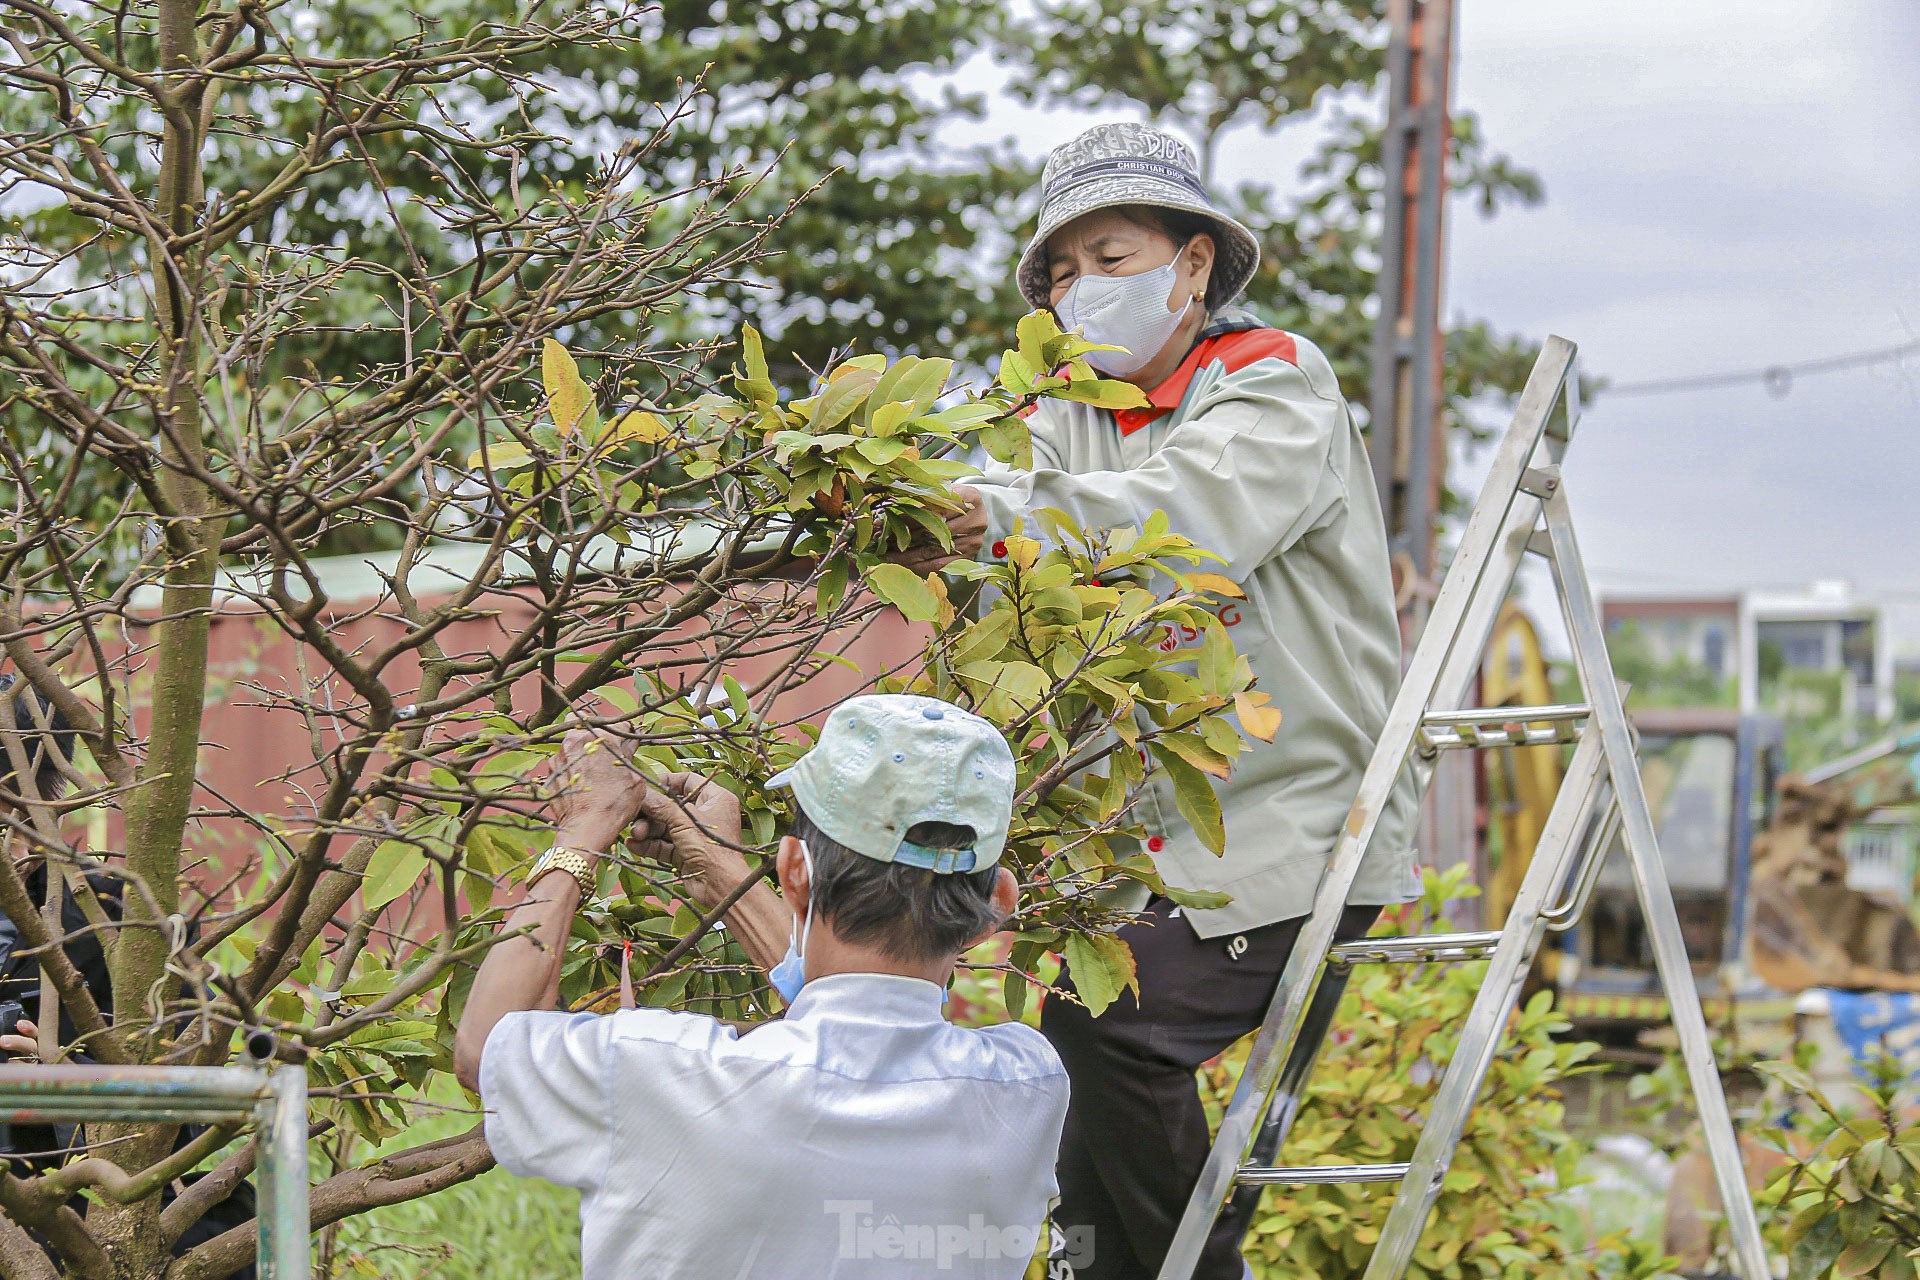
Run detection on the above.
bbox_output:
[1604,619,1740,710]
[998,0,1547,433]
[1,30,1275,1246]
[1757,1055,1920,1280]
[1205,866,1672,1280]
[953,867,1667,1280]
[6,0,1550,575]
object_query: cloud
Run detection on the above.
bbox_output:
[1441,1,1920,656]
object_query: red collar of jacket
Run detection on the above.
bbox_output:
[1113,327,1299,436]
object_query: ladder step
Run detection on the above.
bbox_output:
[1418,703,1589,752]
[1327,931,1501,966]
[1236,1162,1412,1186]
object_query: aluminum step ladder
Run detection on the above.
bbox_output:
[1155,335,1769,1280]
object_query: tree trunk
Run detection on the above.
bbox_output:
[101,0,221,1271]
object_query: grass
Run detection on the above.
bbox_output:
[323,1107,581,1280]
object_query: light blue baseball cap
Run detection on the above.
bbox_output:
[767,694,1017,873]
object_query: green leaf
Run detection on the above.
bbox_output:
[870,401,914,437]
[816,558,850,616]
[922,402,1004,432]
[737,325,776,407]
[1062,932,1138,1017]
[1003,971,1028,1023]
[811,369,880,431]
[1052,377,1151,410]
[1835,1240,1891,1277]
[1198,617,1236,695]
[362,841,430,910]
[338,968,399,1001]
[873,355,954,416]
[856,437,911,466]
[865,562,942,622]
[947,608,1015,667]
[1755,1060,1820,1094]
[1155,731,1233,780]
[978,419,1033,469]
[998,349,1038,395]
[1016,309,1062,367]
[1199,714,1244,760]
[1150,743,1226,854]
[345,1019,438,1048]
[1790,1212,1844,1280]
[1159,882,1234,910]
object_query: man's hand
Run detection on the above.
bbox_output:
[0,1017,38,1059]
[548,728,649,855]
[633,773,793,973]
[631,772,748,905]
[890,485,986,575]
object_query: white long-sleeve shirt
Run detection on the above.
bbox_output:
[481,972,1069,1279]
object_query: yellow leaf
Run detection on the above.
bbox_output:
[1186,571,1245,599]
[1052,376,1150,410]
[542,338,594,436]
[1001,534,1041,570]
[827,353,888,382]
[465,440,532,471]
[1235,690,1283,742]
[865,402,908,437]
[1016,309,1062,366]
[609,410,671,444]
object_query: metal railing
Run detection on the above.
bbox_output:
[0,1062,308,1279]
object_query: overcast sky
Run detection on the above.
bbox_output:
[1445,0,1920,656]
[951,0,1920,657]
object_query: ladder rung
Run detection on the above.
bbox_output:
[1417,703,1589,752]
[1236,1162,1411,1186]
[1423,703,1589,727]
[1327,931,1501,965]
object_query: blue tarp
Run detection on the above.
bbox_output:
[1821,988,1920,1074]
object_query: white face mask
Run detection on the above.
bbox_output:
[1054,247,1196,377]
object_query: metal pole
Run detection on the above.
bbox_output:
[1228,967,1353,1225]
[255,1066,310,1280]
[0,1062,309,1280]
[1542,490,1772,1280]
[1360,726,1612,1278]
[1368,0,1459,581]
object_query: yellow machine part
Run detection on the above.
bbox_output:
[1482,604,1566,958]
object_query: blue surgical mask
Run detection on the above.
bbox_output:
[769,840,815,1003]
[1055,246,1196,377]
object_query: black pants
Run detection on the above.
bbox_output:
[1041,898,1380,1280]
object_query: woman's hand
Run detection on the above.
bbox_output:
[1,1018,40,1059]
[890,485,986,574]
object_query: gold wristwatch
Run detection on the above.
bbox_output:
[529,846,597,899]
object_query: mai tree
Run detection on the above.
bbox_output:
[0,5,1272,1277]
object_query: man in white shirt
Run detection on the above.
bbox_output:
[454,693,1071,1280]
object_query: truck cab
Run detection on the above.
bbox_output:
[1556,709,1787,1031]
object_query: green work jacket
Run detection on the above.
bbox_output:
[969,311,1420,938]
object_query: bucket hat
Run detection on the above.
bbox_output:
[1017,122,1263,310]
